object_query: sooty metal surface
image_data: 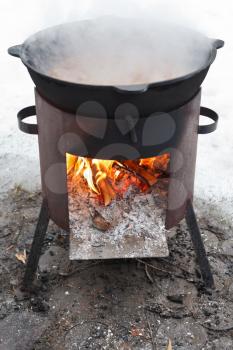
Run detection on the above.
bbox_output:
[35,89,202,231]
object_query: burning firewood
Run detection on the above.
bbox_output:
[66,154,170,206]
[123,160,160,186]
[97,177,116,206]
[92,162,116,206]
[67,154,78,175]
[115,162,150,187]
[152,154,170,172]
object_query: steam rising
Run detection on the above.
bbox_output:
[22,16,212,86]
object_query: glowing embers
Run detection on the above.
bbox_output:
[67,154,170,206]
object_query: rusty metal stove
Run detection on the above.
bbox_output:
[8,21,224,290]
[16,88,219,290]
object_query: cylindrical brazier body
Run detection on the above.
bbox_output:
[35,89,202,231]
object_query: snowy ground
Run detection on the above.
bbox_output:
[0,1,233,218]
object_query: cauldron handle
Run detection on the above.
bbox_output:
[17,106,38,135]
[198,107,218,134]
[212,39,225,50]
[8,45,22,58]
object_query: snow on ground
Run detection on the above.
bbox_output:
[0,1,232,218]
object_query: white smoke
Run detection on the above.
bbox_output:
[19,0,216,85]
[39,0,200,29]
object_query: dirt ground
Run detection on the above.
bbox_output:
[0,187,233,350]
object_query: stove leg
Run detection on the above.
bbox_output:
[185,200,215,289]
[22,199,50,290]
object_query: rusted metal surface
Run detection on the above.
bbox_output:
[165,91,201,229]
[36,92,69,230]
[35,89,201,231]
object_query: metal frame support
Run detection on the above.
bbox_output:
[185,200,215,289]
[22,197,215,290]
[22,199,50,290]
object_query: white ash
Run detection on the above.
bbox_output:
[69,178,169,260]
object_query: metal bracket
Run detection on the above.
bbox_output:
[199,107,218,135]
[185,200,215,289]
[22,199,50,290]
[8,44,22,58]
[21,197,215,291]
[17,106,38,135]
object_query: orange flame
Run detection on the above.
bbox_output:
[67,154,170,205]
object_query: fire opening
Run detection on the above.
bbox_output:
[67,154,170,206]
